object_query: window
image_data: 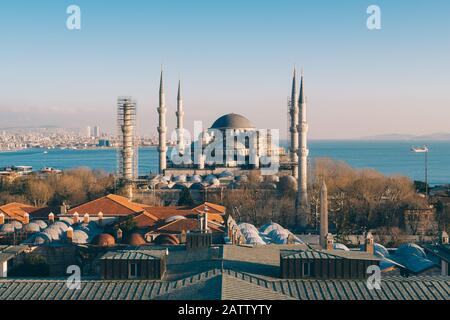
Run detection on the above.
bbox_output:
[302,262,311,277]
[128,262,141,278]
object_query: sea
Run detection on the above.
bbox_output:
[0,141,449,186]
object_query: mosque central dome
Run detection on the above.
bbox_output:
[210,113,255,130]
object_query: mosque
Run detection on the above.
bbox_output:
[157,70,280,174]
[156,68,310,221]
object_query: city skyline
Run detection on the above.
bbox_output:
[0,0,449,139]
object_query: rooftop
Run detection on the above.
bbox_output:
[0,269,447,300]
[210,113,255,130]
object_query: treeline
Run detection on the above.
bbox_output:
[0,168,115,207]
[222,158,432,235]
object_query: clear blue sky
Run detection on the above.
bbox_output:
[0,0,449,139]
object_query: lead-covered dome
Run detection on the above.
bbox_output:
[210,113,254,130]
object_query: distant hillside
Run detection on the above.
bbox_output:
[361,133,450,141]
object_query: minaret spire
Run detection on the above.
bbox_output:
[320,180,329,248]
[290,67,299,178]
[176,78,185,154]
[296,69,310,226]
[158,66,167,174]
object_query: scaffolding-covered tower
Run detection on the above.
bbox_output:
[117,97,138,199]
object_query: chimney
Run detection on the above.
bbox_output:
[440,230,449,244]
[325,233,334,250]
[0,213,4,225]
[83,213,90,224]
[364,232,375,255]
[319,180,328,249]
[202,206,210,232]
[116,228,123,243]
[48,212,55,223]
[72,212,79,224]
[203,213,209,232]
[60,203,67,215]
[98,212,103,225]
[198,214,203,232]
[23,212,30,224]
[66,227,74,243]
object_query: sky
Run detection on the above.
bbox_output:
[0,0,449,139]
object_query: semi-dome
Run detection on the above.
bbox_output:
[210,113,255,130]
[124,233,146,246]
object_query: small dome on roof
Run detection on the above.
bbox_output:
[12,221,23,230]
[124,233,146,246]
[153,234,180,245]
[396,243,427,259]
[69,230,89,244]
[190,182,206,190]
[204,174,217,183]
[209,178,220,186]
[24,222,41,233]
[173,175,187,183]
[188,175,202,183]
[172,183,188,190]
[29,232,51,245]
[277,175,297,191]
[91,233,116,247]
[0,223,15,234]
[260,222,284,234]
[245,235,266,245]
[33,220,48,229]
[218,171,234,178]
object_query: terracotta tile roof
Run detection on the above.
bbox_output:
[133,211,159,228]
[156,218,199,233]
[143,206,194,220]
[68,194,146,216]
[153,218,225,234]
[193,202,226,215]
[0,202,36,223]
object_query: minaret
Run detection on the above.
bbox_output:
[158,67,167,174]
[296,70,309,224]
[290,68,299,178]
[320,180,329,248]
[176,79,185,154]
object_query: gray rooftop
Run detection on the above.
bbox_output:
[0,269,448,300]
[100,249,167,261]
